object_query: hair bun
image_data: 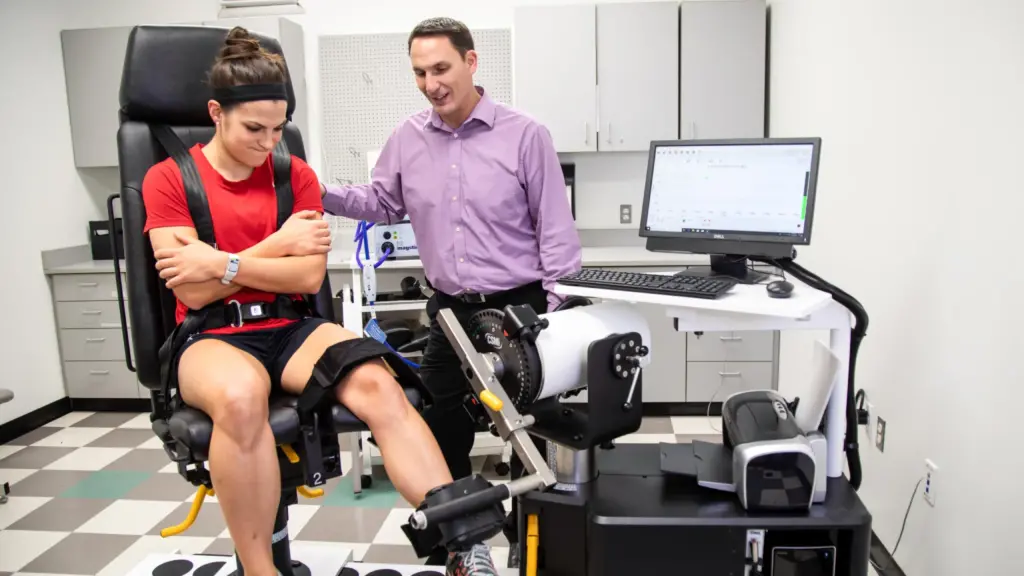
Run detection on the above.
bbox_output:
[218,26,263,61]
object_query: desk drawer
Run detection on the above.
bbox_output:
[686,331,775,362]
[64,361,139,399]
[686,361,775,403]
[53,273,124,302]
[59,328,131,361]
[55,301,128,329]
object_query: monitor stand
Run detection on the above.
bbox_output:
[675,254,770,285]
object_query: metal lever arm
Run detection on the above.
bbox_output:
[436,308,556,488]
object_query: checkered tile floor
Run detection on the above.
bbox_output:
[0,411,723,575]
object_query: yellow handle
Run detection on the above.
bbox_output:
[479,390,504,412]
[298,486,324,498]
[526,514,539,576]
[280,444,300,463]
[161,485,213,537]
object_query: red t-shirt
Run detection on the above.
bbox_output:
[142,143,324,335]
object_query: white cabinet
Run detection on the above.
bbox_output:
[61,26,135,168]
[513,1,679,153]
[513,4,598,152]
[596,1,680,152]
[679,0,767,139]
[61,20,285,168]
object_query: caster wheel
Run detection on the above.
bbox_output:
[361,474,373,489]
[494,462,510,476]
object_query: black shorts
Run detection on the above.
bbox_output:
[174,316,332,389]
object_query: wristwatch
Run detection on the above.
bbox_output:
[221,253,240,285]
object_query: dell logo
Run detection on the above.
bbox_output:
[713,234,725,239]
[773,400,788,420]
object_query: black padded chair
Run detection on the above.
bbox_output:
[110,24,423,573]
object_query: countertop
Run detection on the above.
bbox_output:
[43,246,708,275]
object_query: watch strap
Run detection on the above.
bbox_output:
[221,253,240,285]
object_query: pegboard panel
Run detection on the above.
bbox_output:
[318,28,512,237]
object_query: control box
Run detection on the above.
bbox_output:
[373,220,418,260]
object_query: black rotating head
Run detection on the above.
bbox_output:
[467,307,544,411]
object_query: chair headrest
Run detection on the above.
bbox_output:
[119,25,297,126]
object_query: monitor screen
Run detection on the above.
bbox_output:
[640,139,820,245]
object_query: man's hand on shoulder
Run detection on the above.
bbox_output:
[268,210,332,257]
[155,232,228,289]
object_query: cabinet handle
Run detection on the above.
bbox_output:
[607,123,612,144]
[718,371,742,377]
[89,370,110,376]
[85,337,107,343]
[81,310,102,315]
[78,282,99,287]
[584,122,589,144]
[719,336,743,342]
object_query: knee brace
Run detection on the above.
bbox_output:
[296,336,422,416]
[293,337,422,488]
[401,475,507,557]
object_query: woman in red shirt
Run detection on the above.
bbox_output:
[143,27,498,576]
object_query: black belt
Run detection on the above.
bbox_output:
[194,295,311,331]
[434,280,544,306]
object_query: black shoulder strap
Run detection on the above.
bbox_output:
[271,138,293,230]
[151,125,217,247]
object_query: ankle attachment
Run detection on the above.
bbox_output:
[402,475,507,556]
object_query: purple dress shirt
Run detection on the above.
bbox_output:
[322,87,582,311]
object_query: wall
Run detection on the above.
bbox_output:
[0,0,222,423]
[295,0,665,231]
[0,0,678,423]
[768,1,1023,575]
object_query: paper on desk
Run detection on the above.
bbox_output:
[795,340,842,434]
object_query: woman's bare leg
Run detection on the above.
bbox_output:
[178,339,278,576]
[279,323,453,506]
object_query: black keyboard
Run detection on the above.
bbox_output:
[558,268,737,299]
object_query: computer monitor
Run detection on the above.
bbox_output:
[639,137,821,283]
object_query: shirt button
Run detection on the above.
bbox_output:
[453,133,459,138]
[459,258,464,263]
[456,227,461,232]
[451,196,457,201]
[451,164,457,169]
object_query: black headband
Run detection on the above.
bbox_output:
[212,83,288,105]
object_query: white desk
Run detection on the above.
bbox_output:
[554,278,854,479]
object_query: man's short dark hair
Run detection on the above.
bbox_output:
[408,17,475,57]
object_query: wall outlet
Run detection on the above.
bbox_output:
[875,416,886,452]
[620,204,632,224]
[924,459,938,506]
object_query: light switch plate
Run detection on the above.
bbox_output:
[620,204,632,224]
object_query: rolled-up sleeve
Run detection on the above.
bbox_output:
[521,123,583,311]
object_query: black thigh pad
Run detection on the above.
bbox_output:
[297,337,423,415]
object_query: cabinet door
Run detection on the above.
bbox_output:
[61,26,134,168]
[597,1,680,151]
[680,0,766,139]
[513,4,597,152]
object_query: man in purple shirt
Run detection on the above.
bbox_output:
[321,17,581,568]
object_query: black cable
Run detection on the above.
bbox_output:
[751,255,870,490]
[870,477,922,573]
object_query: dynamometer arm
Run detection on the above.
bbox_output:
[408,308,556,530]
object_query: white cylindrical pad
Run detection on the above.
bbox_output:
[534,302,652,401]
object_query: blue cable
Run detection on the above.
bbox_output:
[354,221,391,269]
[354,220,417,369]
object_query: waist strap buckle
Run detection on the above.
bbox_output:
[228,300,245,328]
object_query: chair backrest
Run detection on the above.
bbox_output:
[116,25,335,390]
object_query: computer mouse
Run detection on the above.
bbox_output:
[766,280,794,299]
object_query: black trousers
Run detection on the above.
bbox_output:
[419,281,548,561]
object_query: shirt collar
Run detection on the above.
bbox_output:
[426,86,495,132]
